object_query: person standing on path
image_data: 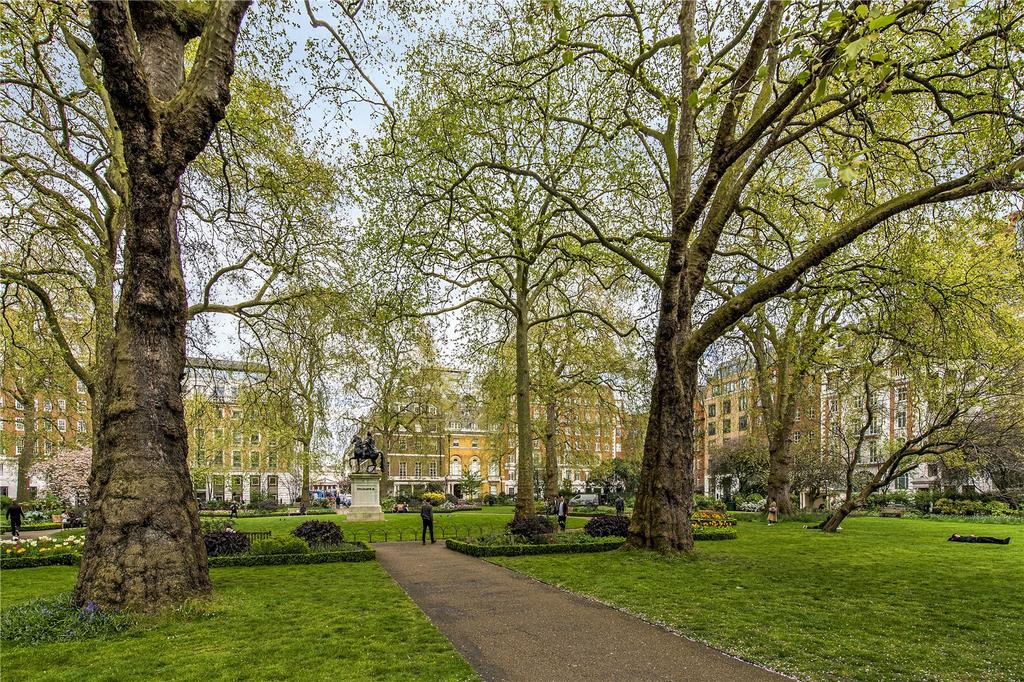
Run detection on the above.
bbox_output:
[421,499,435,544]
[615,496,625,516]
[5,500,24,539]
[767,500,778,526]
[556,495,569,531]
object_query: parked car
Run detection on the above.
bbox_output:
[569,493,600,508]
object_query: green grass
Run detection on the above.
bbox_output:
[231,507,586,540]
[1,563,477,681]
[490,517,1024,682]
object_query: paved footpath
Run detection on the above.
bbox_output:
[375,542,791,682]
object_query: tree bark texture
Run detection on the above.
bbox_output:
[75,0,249,610]
[543,399,559,500]
[513,270,535,522]
[16,391,37,503]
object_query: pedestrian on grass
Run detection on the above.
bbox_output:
[767,499,778,526]
[615,496,625,516]
[556,495,569,531]
[229,502,239,518]
[5,500,24,539]
[420,499,435,544]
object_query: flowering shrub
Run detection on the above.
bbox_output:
[691,510,736,529]
[292,520,345,546]
[421,492,445,506]
[1,535,84,560]
[203,529,251,557]
[584,514,630,538]
[507,515,555,543]
[737,499,766,512]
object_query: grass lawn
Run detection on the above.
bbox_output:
[490,517,1024,682]
[1,563,477,681]
[231,506,586,541]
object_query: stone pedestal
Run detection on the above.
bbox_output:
[345,472,384,522]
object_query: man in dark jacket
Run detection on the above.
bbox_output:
[948,533,1010,545]
[556,496,569,531]
[420,500,435,544]
[5,501,24,539]
[615,496,625,516]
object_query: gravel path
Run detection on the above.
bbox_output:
[375,541,792,682]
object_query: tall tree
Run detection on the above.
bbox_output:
[73,0,250,609]
[456,0,1023,550]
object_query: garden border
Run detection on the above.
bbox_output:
[207,541,375,566]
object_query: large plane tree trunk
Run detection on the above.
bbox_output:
[74,0,249,610]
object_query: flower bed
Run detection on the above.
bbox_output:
[446,536,625,557]
[691,509,737,528]
[1,535,85,566]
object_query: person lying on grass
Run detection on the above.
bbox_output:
[948,533,1011,545]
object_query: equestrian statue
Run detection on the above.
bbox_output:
[350,432,385,473]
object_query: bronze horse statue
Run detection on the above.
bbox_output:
[350,433,384,473]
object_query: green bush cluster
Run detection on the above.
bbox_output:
[445,537,625,557]
[693,495,726,511]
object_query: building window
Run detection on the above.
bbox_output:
[896,386,908,402]
[268,475,278,487]
[77,380,87,394]
[267,454,277,469]
[399,462,407,477]
[739,415,748,431]
[414,462,422,477]
[77,400,86,413]
[45,441,53,455]
[249,452,260,468]
[231,451,242,467]
[722,399,732,415]
[896,474,909,490]
[15,438,24,456]
[15,417,25,432]
[14,399,24,411]
[488,461,498,477]
[250,475,261,490]
[233,430,242,445]
[399,437,407,450]
[792,431,801,442]
[707,403,716,418]
[77,420,86,433]
[452,438,460,448]
[470,457,481,475]
[44,399,53,411]
[707,421,717,436]
[214,450,224,465]
[429,461,438,477]
[740,377,750,390]
[250,432,261,445]
[471,439,479,448]
[726,381,737,393]
[722,419,731,434]
[738,396,748,411]
[829,398,839,413]
[57,418,67,432]
[897,411,907,429]
[232,410,242,420]
[58,399,66,412]
[450,457,462,476]
[869,444,879,462]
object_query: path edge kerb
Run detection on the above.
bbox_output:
[477,550,801,682]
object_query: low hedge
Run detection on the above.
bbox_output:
[208,542,374,567]
[199,509,336,518]
[692,527,737,541]
[445,537,625,557]
[1,553,81,570]
[1,522,65,532]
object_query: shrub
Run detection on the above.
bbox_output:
[506,515,555,543]
[584,514,630,538]
[446,537,624,557]
[0,495,12,509]
[204,530,251,557]
[250,536,311,556]
[201,517,235,534]
[691,509,736,528]
[934,498,987,516]
[985,501,1013,516]
[693,494,726,511]
[208,543,375,567]
[692,526,738,541]
[292,520,344,546]
[421,492,445,506]
[1,594,135,644]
